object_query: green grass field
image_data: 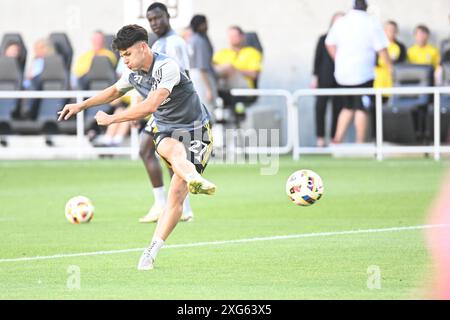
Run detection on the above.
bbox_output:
[0,156,448,299]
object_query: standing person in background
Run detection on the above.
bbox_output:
[311,12,344,148]
[138,2,194,224]
[187,14,218,117]
[326,0,392,144]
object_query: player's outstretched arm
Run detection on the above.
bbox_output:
[95,88,170,126]
[57,85,124,121]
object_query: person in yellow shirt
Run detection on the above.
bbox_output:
[407,25,441,143]
[213,26,262,90]
[407,24,441,83]
[73,30,117,88]
[374,20,406,98]
[213,26,262,113]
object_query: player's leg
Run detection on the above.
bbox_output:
[354,109,368,143]
[138,132,166,223]
[331,96,342,140]
[315,95,328,147]
[156,137,215,194]
[155,173,188,240]
[137,173,188,270]
[111,120,130,146]
[333,107,354,143]
[167,168,194,222]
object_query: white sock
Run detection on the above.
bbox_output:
[185,172,202,183]
[148,237,164,261]
[183,196,192,215]
[153,186,166,207]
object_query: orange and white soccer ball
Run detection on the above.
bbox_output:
[286,169,324,206]
[65,196,94,224]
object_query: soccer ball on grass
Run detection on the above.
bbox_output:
[65,196,94,224]
[286,169,324,206]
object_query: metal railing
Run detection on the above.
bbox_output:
[1,87,449,160]
[232,86,450,161]
[0,90,140,160]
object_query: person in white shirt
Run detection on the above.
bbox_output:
[325,0,392,144]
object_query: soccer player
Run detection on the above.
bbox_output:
[58,24,216,270]
[139,2,194,223]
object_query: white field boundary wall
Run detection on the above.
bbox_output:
[232,87,450,161]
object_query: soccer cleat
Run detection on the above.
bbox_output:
[137,247,154,271]
[180,211,194,222]
[187,177,216,195]
[139,205,164,223]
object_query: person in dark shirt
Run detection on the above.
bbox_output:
[310,12,344,147]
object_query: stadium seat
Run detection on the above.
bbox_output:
[49,33,74,72]
[427,62,450,143]
[83,56,117,131]
[0,33,27,72]
[244,32,263,54]
[441,62,450,109]
[103,34,120,65]
[35,55,71,137]
[0,56,22,136]
[240,104,287,148]
[383,63,433,144]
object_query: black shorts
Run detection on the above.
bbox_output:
[144,122,213,174]
[339,80,374,111]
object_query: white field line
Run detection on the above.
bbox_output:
[0,224,449,263]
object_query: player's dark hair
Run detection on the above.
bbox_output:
[415,24,430,35]
[353,0,368,11]
[112,24,148,51]
[190,15,207,33]
[147,2,169,16]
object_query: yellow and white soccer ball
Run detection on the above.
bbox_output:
[65,196,94,224]
[286,169,324,206]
